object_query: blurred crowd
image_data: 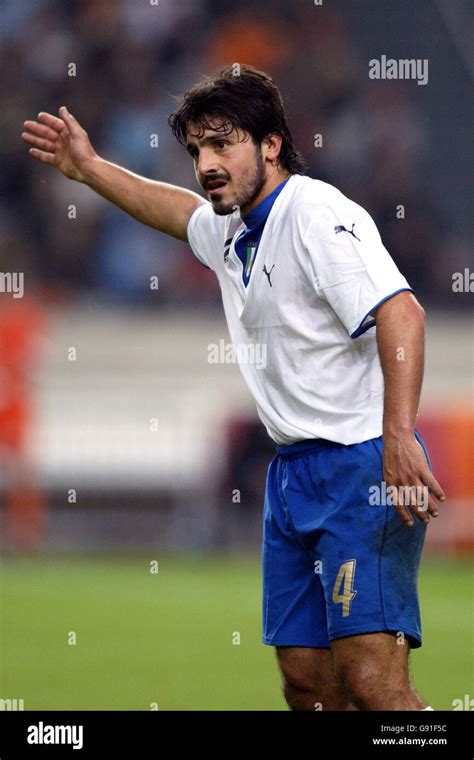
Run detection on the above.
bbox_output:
[1,0,471,309]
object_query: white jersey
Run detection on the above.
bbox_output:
[187,174,412,445]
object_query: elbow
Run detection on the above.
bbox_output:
[415,301,426,323]
[411,302,426,340]
[406,292,425,323]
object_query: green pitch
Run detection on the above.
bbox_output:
[0,553,472,710]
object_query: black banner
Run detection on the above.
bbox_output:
[0,710,472,758]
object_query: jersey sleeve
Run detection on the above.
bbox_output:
[186,201,226,271]
[303,195,413,338]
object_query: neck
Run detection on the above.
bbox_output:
[241,170,292,215]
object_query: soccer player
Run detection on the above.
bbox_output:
[22,65,446,711]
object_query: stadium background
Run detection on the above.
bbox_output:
[0,0,472,710]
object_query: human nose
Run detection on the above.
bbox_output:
[197,147,220,177]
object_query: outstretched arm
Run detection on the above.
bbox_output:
[374,291,446,526]
[21,106,204,242]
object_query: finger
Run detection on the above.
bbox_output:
[23,120,60,143]
[412,484,431,524]
[414,502,430,524]
[28,147,56,165]
[392,499,415,527]
[406,484,418,508]
[423,472,446,502]
[37,111,66,133]
[391,484,427,526]
[396,483,429,523]
[426,495,439,518]
[22,132,57,153]
[58,105,82,137]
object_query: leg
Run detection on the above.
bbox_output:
[280,436,431,711]
[261,452,339,700]
[276,645,358,711]
[331,632,428,710]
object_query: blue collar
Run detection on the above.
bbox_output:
[241,177,291,230]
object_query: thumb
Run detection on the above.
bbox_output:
[59,105,82,136]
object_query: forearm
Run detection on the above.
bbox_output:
[81,156,204,241]
[375,294,425,439]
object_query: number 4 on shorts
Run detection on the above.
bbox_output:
[332,559,357,617]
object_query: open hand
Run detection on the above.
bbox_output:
[21,106,97,183]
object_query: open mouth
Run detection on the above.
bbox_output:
[207,181,227,195]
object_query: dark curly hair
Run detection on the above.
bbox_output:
[168,64,307,175]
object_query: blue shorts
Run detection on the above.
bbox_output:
[262,431,431,649]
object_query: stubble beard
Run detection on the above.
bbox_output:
[210,147,266,217]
